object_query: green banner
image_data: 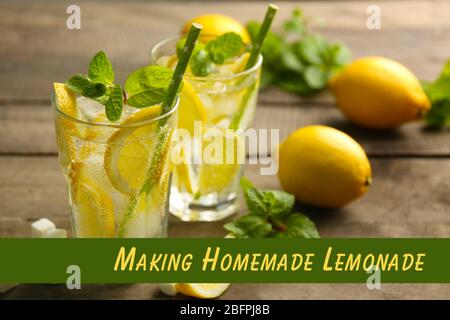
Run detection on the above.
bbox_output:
[0,238,449,283]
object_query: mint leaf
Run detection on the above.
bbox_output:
[425,98,450,129]
[297,35,327,65]
[176,37,204,58]
[224,215,272,238]
[206,32,244,64]
[422,60,450,129]
[272,213,319,238]
[66,75,106,98]
[190,50,214,76]
[125,65,173,108]
[88,51,114,84]
[105,84,123,122]
[282,8,306,35]
[281,46,305,73]
[304,65,327,89]
[240,177,295,217]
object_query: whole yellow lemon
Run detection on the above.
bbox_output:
[278,125,372,208]
[329,56,430,129]
[182,14,251,43]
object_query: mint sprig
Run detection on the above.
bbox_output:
[178,32,244,77]
[422,60,450,129]
[64,51,177,122]
[224,177,320,238]
[246,7,351,94]
[65,51,122,121]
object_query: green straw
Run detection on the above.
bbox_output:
[162,23,203,114]
[230,4,278,130]
[245,4,278,70]
[118,24,202,236]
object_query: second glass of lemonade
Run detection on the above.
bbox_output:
[151,35,262,221]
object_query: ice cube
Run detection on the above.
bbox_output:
[31,218,56,238]
[77,96,107,123]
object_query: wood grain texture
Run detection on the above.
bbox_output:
[0,0,449,102]
[1,103,449,156]
[1,156,449,238]
[1,0,450,300]
[2,283,450,300]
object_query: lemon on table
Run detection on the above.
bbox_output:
[69,161,115,237]
[104,105,162,195]
[182,14,250,43]
[176,283,230,299]
[278,125,372,208]
[329,56,430,128]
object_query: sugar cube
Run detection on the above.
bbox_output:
[31,218,56,238]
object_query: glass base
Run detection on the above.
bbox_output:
[170,187,239,222]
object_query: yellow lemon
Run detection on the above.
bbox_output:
[104,105,162,195]
[329,57,430,129]
[278,125,372,208]
[182,14,250,43]
[176,283,230,299]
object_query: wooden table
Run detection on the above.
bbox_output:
[1,0,449,299]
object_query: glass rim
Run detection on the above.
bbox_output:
[150,34,263,81]
[52,94,179,128]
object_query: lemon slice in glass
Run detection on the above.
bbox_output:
[198,129,243,195]
[69,161,115,237]
[104,105,162,195]
[53,83,79,167]
[175,81,207,193]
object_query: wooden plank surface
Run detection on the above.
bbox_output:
[1,0,450,300]
[2,103,450,157]
[1,0,450,102]
[1,156,449,238]
[2,283,450,300]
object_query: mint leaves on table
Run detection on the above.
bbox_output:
[224,177,320,239]
[246,8,351,95]
[177,32,244,76]
[422,60,450,129]
[64,51,176,122]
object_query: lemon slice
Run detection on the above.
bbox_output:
[176,283,230,299]
[104,105,162,195]
[69,162,115,237]
[174,81,208,193]
[53,83,79,168]
[232,52,250,73]
[54,83,78,117]
[178,80,207,135]
[198,130,242,195]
